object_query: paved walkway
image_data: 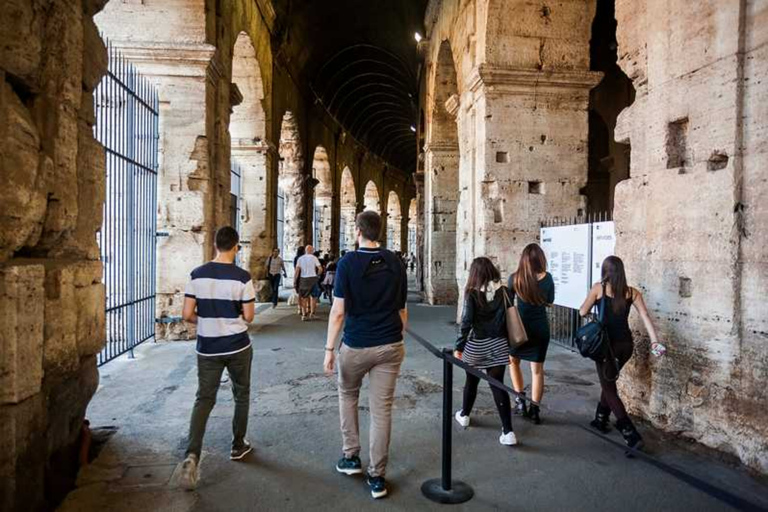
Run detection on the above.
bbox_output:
[59,292,768,511]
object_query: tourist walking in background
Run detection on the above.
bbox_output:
[454,257,516,446]
[296,245,322,320]
[178,227,256,490]
[266,248,287,308]
[507,243,555,424]
[323,211,408,499]
[292,246,306,314]
[579,255,663,450]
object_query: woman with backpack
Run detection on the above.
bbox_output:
[579,255,663,450]
[454,257,517,446]
[507,243,555,424]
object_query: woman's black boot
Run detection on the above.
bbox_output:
[616,417,645,451]
[514,393,528,417]
[528,404,541,425]
[589,403,611,433]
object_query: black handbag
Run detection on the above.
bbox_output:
[574,284,620,380]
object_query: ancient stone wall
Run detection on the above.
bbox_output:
[423,0,600,312]
[613,0,768,473]
[0,0,108,509]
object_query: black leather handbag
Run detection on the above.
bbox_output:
[574,283,611,361]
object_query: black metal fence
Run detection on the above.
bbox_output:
[95,41,159,365]
[542,211,613,351]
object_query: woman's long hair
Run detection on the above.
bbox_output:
[294,246,305,266]
[513,243,548,306]
[465,257,501,304]
[601,255,629,314]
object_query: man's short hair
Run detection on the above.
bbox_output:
[215,226,239,251]
[356,210,382,242]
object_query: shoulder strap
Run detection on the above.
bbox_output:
[598,282,608,323]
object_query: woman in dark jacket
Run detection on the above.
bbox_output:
[508,243,555,424]
[454,257,517,446]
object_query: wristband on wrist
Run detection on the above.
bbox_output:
[325,346,335,352]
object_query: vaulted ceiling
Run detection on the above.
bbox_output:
[273,0,428,172]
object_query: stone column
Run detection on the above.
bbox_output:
[114,43,216,339]
[424,139,460,305]
[459,65,600,288]
[232,138,273,301]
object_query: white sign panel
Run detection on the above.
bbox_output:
[540,224,591,309]
[591,221,616,286]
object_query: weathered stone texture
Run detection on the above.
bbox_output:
[613,0,768,473]
[0,264,45,405]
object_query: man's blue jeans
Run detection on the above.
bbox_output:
[268,274,282,306]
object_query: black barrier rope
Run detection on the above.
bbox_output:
[405,327,768,512]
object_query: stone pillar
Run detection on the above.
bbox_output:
[232,138,273,301]
[424,141,460,305]
[413,172,426,292]
[113,43,216,339]
[458,65,600,288]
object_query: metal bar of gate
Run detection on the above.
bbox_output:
[95,41,159,366]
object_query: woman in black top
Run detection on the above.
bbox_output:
[507,243,555,424]
[454,257,517,446]
[579,256,663,450]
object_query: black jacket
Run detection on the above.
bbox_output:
[455,286,508,352]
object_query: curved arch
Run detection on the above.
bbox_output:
[312,146,332,254]
[339,167,357,251]
[363,180,381,214]
[386,191,402,251]
[424,40,460,305]
[278,110,305,273]
[230,31,269,283]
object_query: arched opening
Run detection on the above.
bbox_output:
[339,167,357,252]
[363,180,380,213]
[424,40,460,304]
[230,31,269,292]
[278,111,305,278]
[583,0,635,214]
[312,146,332,255]
[407,197,417,261]
[386,191,402,251]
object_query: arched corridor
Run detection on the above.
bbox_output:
[1,0,767,510]
[386,191,402,251]
[312,146,333,255]
[363,181,381,214]
[339,167,357,252]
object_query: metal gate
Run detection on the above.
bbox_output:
[95,42,159,365]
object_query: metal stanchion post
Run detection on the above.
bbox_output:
[421,349,474,504]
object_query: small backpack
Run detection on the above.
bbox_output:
[573,283,620,380]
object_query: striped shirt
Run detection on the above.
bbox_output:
[184,262,255,356]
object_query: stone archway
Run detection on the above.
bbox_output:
[230,31,269,297]
[278,111,305,274]
[312,146,332,255]
[387,191,402,251]
[363,180,380,213]
[424,40,460,305]
[339,167,357,252]
[407,197,417,258]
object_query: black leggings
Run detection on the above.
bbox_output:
[461,366,513,434]
[596,341,634,421]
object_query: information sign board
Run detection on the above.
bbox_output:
[540,224,591,309]
[591,221,616,286]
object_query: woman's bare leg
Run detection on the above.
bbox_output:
[530,362,544,403]
[509,356,525,393]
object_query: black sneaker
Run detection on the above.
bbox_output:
[335,455,363,475]
[365,473,388,499]
[230,440,252,460]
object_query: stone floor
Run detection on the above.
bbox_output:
[58,289,768,512]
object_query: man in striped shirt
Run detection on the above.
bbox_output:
[178,226,256,490]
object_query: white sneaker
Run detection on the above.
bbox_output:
[178,454,199,490]
[499,431,518,446]
[454,410,470,428]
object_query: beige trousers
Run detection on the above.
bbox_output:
[337,341,405,477]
